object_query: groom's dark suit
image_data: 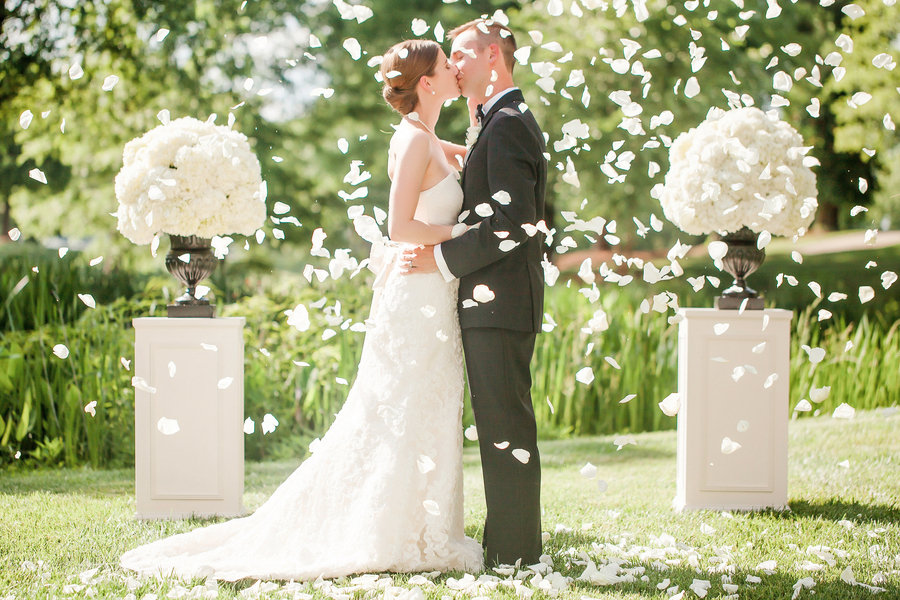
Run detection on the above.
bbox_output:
[438,89,546,566]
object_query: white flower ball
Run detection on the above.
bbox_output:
[658,107,818,237]
[115,117,266,244]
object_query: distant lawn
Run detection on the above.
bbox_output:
[1,411,898,599]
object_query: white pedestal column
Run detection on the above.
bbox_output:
[674,308,792,512]
[133,317,246,519]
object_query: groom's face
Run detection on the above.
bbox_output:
[449,29,491,99]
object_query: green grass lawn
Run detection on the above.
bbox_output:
[2,411,899,599]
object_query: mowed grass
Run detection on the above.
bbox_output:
[1,411,898,599]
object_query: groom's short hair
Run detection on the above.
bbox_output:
[449,19,517,74]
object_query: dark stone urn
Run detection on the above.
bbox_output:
[164,235,217,317]
[715,226,766,310]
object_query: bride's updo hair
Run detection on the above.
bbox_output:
[381,40,441,115]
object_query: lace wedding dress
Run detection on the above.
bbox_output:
[120,172,483,581]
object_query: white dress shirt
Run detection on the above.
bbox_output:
[434,87,519,282]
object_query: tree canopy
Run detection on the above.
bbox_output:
[2,0,897,262]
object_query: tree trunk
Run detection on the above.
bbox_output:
[1,196,10,242]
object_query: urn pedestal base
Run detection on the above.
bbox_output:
[674,308,792,512]
[167,303,215,318]
[715,296,765,310]
[133,317,246,520]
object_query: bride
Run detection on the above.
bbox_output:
[120,39,483,581]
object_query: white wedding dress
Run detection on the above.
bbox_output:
[120,172,483,581]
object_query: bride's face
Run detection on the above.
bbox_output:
[425,50,460,103]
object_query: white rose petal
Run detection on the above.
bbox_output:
[575,367,595,385]
[882,271,897,289]
[492,190,512,205]
[342,38,362,60]
[708,241,728,260]
[858,286,875,303]
[77,294,96,308]
[659,392,681,416]
[473,284,495,303]
[243,417,255,434]
[475,203,494,217]
[512,448,531,464]
[84,401,97,417]
[841,3,864,18]
[464,425,478,441]
[832,403,856,419]
[102,75,119,91]
[721,436,742,454]
[795,399,813,412]
[684,76,700,98]
[580,462,598,478]
[19,110,34,129]
[53,344,69,359]
[287,304,311,331]
[29,168,47,184]
[417,455,436,474]
[217,377,234,390]
[802,345,826,364]
[262,413,279,434]
[157,417,180,435]
[613,435,636,449]
[423,500,441,516]
[810,385,831,403]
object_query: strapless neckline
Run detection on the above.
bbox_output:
[421,171,457,195]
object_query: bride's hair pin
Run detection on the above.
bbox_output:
[381,39,441,115]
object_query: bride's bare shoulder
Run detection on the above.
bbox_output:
[389,121,430,154]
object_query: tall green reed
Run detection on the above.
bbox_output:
[2,265,897,468]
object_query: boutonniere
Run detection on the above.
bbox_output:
[465,123,482,149]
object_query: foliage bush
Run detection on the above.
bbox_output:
[1,245,897,469]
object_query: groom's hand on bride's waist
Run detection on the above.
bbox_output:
[401,245,437,274]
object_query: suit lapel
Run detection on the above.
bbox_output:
[480,89,525,129]
[461,90,526,193]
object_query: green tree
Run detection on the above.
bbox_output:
[1,0,308,260]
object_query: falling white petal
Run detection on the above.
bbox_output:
[659,392,681,416]
[721,437,742,454]
[157,417,180,435]
[512,448,531,463]
[575,367,594,385]
[832,403,856,419]
[261,413,279,434]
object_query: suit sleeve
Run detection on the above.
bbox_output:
[440,114,541,279]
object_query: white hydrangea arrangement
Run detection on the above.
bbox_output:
[115,115,266,245]
[656,106,818,237]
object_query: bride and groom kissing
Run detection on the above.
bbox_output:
[121,17,548,581]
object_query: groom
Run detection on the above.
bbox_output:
[405,18,547,567]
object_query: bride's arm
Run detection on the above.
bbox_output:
[438,140,467,171]
[388,131,455,245]
[440,100,480,170]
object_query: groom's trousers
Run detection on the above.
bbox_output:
[461,327,541,567]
